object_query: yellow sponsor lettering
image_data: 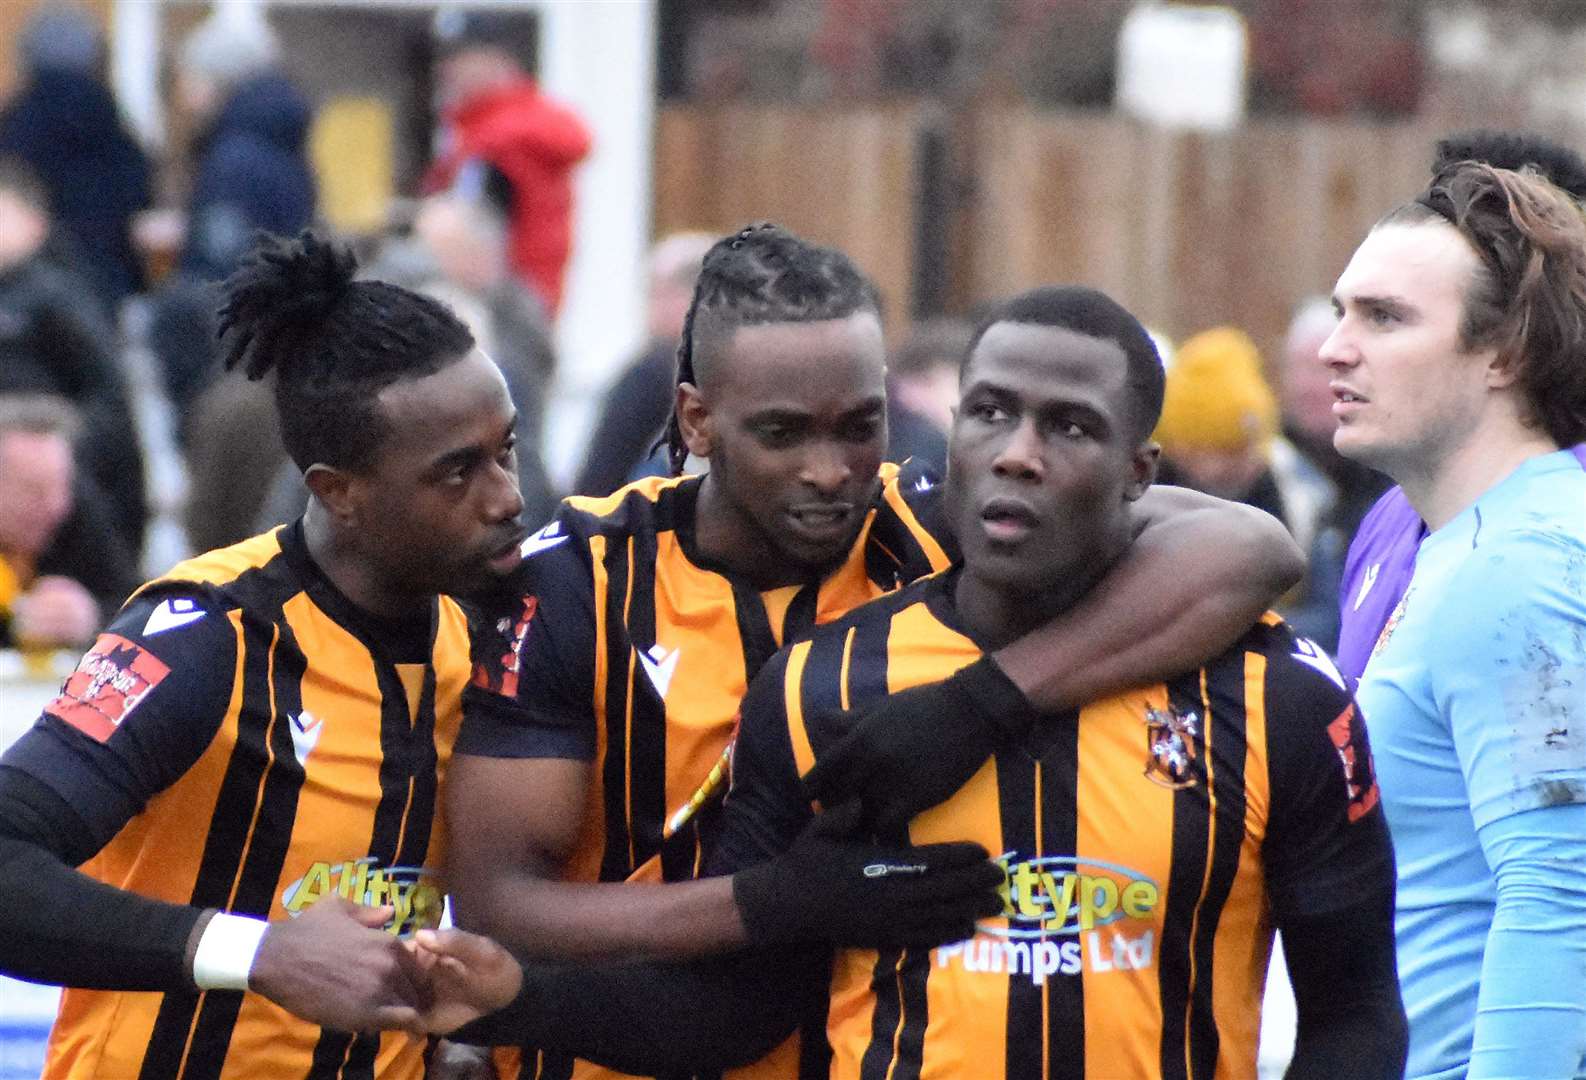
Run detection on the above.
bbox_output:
[285,861,335,913]
[1041,871,1078,931]
[408,882,443,931]
[349,859,369,900]
[1010,862,1045,919]
[997,858,1160,933]
[390,879,413,929]
[1121,879,1158,918]
[998,868,1017,918]
[1078,875,1118,931]
[365,871,389,907]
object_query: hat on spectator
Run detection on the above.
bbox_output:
[1153,326,1278,452]
[180,9,279,88]
[20,6,102,76]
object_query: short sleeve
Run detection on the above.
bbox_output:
[457,521,598,761]
[871,459,958,585]
[1262,632,1396,925]
[0,587,236,856]
[1428,528,1586,832]
[704,650,813,876]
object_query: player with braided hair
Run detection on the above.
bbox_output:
[0,229,532,1077]
[449,222,1307,1078]
[661,222,881,476]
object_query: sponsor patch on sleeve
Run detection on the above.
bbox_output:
[44,633,171,742]
[471,595,538,699]
[1327,702,1381,823]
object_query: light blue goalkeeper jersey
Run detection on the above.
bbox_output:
[1359,449,1586,1079]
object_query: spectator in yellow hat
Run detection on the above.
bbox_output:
[1155,327,1345,642]
[1154,326,1288,514]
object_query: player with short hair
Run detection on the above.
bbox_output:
[1325,146,1586,1076]
[411,285,1405,1079]
[0,231,532,1078]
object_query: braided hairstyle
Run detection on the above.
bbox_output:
[664,223,880,474]
[218,231,474,473]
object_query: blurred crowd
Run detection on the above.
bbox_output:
[0,3,1382,659]
[0,6,589,654]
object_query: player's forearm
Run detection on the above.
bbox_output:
[0,805,202,990]
[452,871,748,962]
[1286,986,1407,1080]
[992,487,1302,711]
[1470,808,1586,1078]
[451,946,815,1071]
[1281,896,1406,1080]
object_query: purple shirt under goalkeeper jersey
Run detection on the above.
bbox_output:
[1335,443,1586,684]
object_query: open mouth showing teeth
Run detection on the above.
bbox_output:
[981,502,1038,527]
[788,506,851,528]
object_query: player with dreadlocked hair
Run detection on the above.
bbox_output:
[446,219,1306,1079]
[0,229,528,1079]
[663,222,880,475]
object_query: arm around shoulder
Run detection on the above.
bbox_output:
[992,484,1303,712]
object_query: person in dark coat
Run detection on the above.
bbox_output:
[0,6,151,315]
[884,318,971,475]
[150,11,316,422]
[0,161,147,560]
[574,233,712,497]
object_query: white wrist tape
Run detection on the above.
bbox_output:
[192,913,270,991]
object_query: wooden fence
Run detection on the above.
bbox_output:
[654,102,1439,364]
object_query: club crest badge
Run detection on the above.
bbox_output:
[1370,586,1413,660]
[1144,706,1202,789]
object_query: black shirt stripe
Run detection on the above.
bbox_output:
[1040,713,1084,1080]
[1156,673,1216,1080]
[1186,652,1251,1080]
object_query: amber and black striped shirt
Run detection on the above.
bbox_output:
[709,569,1393,1080]
[460,461,950,1080]
[16,522,465,1080]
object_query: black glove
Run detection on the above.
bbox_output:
[732,801,1004,949]
[802,656,1038,835]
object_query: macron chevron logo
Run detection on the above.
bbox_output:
[289,711,323,767]
[1352,563,1381,612]
[639,644,681,699]
[520,521,570,558]
[1290,638,1347,691]
[142,597,206,637]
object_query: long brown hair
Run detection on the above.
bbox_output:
[1382,160,1586,446]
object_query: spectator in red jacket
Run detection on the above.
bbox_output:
[426,10,592,316]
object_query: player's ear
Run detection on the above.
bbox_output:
[303,464,360,525]
[1125,441,1160,501]
[676,382,713,458]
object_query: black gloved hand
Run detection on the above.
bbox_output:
[802,656,1039,835]
[732,801,1005,949]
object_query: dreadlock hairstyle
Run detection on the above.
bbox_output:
[664,222,881,474]
[218,230,474,473]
